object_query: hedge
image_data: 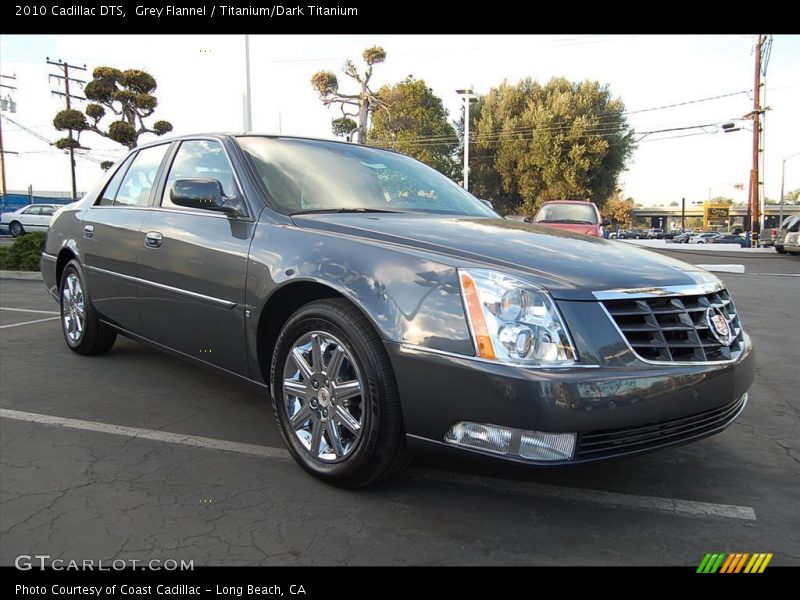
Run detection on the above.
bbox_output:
[0,232,47,271]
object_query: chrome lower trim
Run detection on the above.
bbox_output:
[597,301,749,366]
[398,343,599,369]
[84,265,237,309]
[41,252,57,262]
[592,281,724,301]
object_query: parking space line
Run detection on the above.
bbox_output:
[412,471,757,521]
[0,408,757,521]
[0,409,290,459]
[0,307,60,315]
[0,316,60,329]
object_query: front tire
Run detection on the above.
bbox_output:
[776,246,787,254]
[270,299,410,488]
[59,259,117,355]
[9,221,24,237]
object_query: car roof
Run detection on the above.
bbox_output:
[539,200,596,205]
[133,132,403,155]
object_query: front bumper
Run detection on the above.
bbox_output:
[387,339,754,465]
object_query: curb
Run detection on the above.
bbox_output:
[0,270,42,281]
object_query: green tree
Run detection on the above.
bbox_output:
[53,67,173,168]
[311,46,386,144]
[471,78,635,215]
[368,77,458,178]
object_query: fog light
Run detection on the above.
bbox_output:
[444,422,512,455]
[519,431,575,461]
[444,421,576,462]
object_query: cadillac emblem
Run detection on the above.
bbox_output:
[706,307,733,345]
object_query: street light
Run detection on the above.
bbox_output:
[779,151,800,225]
[456,88,477,190]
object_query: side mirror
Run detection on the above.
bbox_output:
[602,218,611,227]
[479,199,494,210]
[523,216,533,224]
[170,178,239,215]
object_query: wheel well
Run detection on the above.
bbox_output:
[56,248,76,285]
[257,281,346,382]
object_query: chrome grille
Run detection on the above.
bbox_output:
[602,288,744,363]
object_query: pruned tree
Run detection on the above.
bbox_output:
[53,67,173,167]
[471,78,635,215]
[311,46,386,143]
[369,77,458,178]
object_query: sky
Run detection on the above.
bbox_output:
[1,34,799,205]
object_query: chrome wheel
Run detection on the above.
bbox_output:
[62,273,85,343]
[282,331,365,462]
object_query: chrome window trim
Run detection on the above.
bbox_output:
[592,281,724,301]
[84,265,236,309]
[398,343,600,369]
[597,300,749,367]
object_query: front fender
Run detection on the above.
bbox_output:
[245,221,474,360]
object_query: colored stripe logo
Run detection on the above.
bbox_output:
[697,553,773,573]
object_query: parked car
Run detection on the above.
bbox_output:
[760,218,793,248]
[41,135,754,487]
[689,232,721,244]
[617,228,645,239]
[0,203,62,237]
[783,230,800,255]
[775,215,800,254]
[531,200,607,237]
[646,228,664,239]
[709,234,747,248]
[671,231,695,244]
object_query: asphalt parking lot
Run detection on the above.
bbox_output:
[1,252,798,566]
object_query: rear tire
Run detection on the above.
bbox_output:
[9,221,24,237]
[776,246,787,254]
[270,298,410,488]
[59,259,117,355]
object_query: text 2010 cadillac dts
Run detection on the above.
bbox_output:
[41,135,754,487]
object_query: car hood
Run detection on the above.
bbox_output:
[534,222,599,236]
[291,214,720,301]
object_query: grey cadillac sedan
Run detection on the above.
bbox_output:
[41,135,754,487]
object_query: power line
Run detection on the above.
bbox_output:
[0,113,103,164]
[47,57,87,200]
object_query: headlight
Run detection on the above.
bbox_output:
[458,269,576,366]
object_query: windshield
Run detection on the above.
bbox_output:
[533,202,598,225]
[236,137,496,217]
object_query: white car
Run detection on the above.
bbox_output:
[0,204,62,237]
[689,232,720,244]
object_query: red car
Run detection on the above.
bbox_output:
[531,200,607,237]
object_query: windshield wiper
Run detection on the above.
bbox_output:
[290,207,405,216]
[546,219,594,224]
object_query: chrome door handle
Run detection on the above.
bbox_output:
[145,231,163,248]
[82,224,94,238]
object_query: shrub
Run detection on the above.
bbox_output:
[0,232,46,271]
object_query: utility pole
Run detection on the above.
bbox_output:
[47,58,86,201]
[779,152,800,225]
[0,73,18,205]
[456,88,477,190]
[748,35,765,248]
[681,197,685,231]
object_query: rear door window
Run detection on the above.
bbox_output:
[114,144,169,207]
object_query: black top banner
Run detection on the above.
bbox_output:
[0,2,787,34]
